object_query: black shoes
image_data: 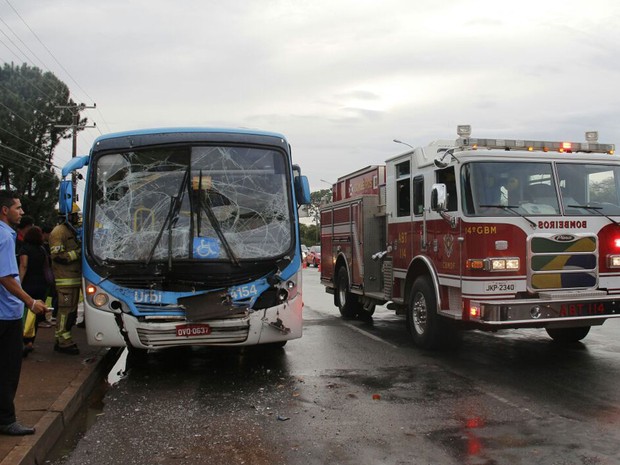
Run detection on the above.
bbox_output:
[0,422,35,436]
[54,342,80,355]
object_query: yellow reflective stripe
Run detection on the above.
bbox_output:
[55,278,81,286]
[68,250,79,261]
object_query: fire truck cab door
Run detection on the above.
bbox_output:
[428,168,461,279]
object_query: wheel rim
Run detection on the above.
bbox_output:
[338,276,347,307]
[412,292,427,335]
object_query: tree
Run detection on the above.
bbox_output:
[0,63,83,225]
[300,223,319,246]
[299,188,331,246]
[308,188,331,225]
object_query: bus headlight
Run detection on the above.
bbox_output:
[85,281,114,310]
[93,293,109,307]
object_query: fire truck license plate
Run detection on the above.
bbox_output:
[176,324,212,337]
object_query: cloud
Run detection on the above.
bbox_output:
[3,0,620,189]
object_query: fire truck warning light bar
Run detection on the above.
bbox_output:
[455,126,615,155]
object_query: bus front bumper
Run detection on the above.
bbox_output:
[84,293,303,349]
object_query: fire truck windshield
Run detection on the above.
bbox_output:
[463,162,620,217]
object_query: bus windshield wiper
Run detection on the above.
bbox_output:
[146,167,190,266]
[199,183,241,267]
[479,204,537,228]
[567,204,620,226]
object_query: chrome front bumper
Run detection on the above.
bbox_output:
[474,290,620,326]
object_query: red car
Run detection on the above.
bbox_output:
[304,245,321,268]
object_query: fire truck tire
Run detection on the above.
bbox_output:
[545,326,590,343]
[407,276,443,349]
[336,267,363,318]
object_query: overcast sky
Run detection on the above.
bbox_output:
[3,0,620,190]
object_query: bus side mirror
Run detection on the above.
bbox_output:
[61,155,89,178]
[59,180,74,215]
[431,183,447,211]
[295,175,311,205]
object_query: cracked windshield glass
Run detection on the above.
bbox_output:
[91,145,292,262]
[464,162,620,216]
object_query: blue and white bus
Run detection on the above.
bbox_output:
[59,127,311,351]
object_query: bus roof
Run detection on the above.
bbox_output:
[93,127,288,144]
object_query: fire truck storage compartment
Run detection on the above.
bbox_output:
[321,194,386,297]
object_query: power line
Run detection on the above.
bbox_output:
[0,35,23,63]
[0,81,60,122]
[0,142,61,171]
[0,16,61,92]
[0,99,30,125]
[5,0,93,103]
[2,0,112,133]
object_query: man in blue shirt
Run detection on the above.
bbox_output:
[0,190,49,436]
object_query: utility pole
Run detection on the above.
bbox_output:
[55,103,97,200]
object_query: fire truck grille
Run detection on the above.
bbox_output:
[528,235,597,291]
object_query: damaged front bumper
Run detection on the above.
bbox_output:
[84,292,303,348]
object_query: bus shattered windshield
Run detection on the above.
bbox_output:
[90,145,293,262]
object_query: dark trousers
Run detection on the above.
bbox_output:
[0,318,23,425]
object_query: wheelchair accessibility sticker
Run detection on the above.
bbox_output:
[193,237,220,258]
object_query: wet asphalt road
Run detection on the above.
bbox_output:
[52,268,620,465]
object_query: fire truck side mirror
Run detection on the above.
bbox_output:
[431,184,448,212]
[431,184,447,211]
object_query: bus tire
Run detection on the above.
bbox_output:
[546,326,590,343]
[406,276,443,349]
[336,267,362,319]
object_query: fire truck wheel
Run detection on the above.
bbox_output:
[407,276,442,349]
[545,326,591,343]
[336,267,362,318]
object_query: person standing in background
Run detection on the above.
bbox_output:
[0,190,48,436]
[15,215,33,254]
[41,224,58,320]
[18,226,52,355]
[49,203,82,355]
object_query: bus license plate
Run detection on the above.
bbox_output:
[176,324,212,337]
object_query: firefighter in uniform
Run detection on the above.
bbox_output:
[49,203,82,355]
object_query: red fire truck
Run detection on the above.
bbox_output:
[320,125,620,348]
